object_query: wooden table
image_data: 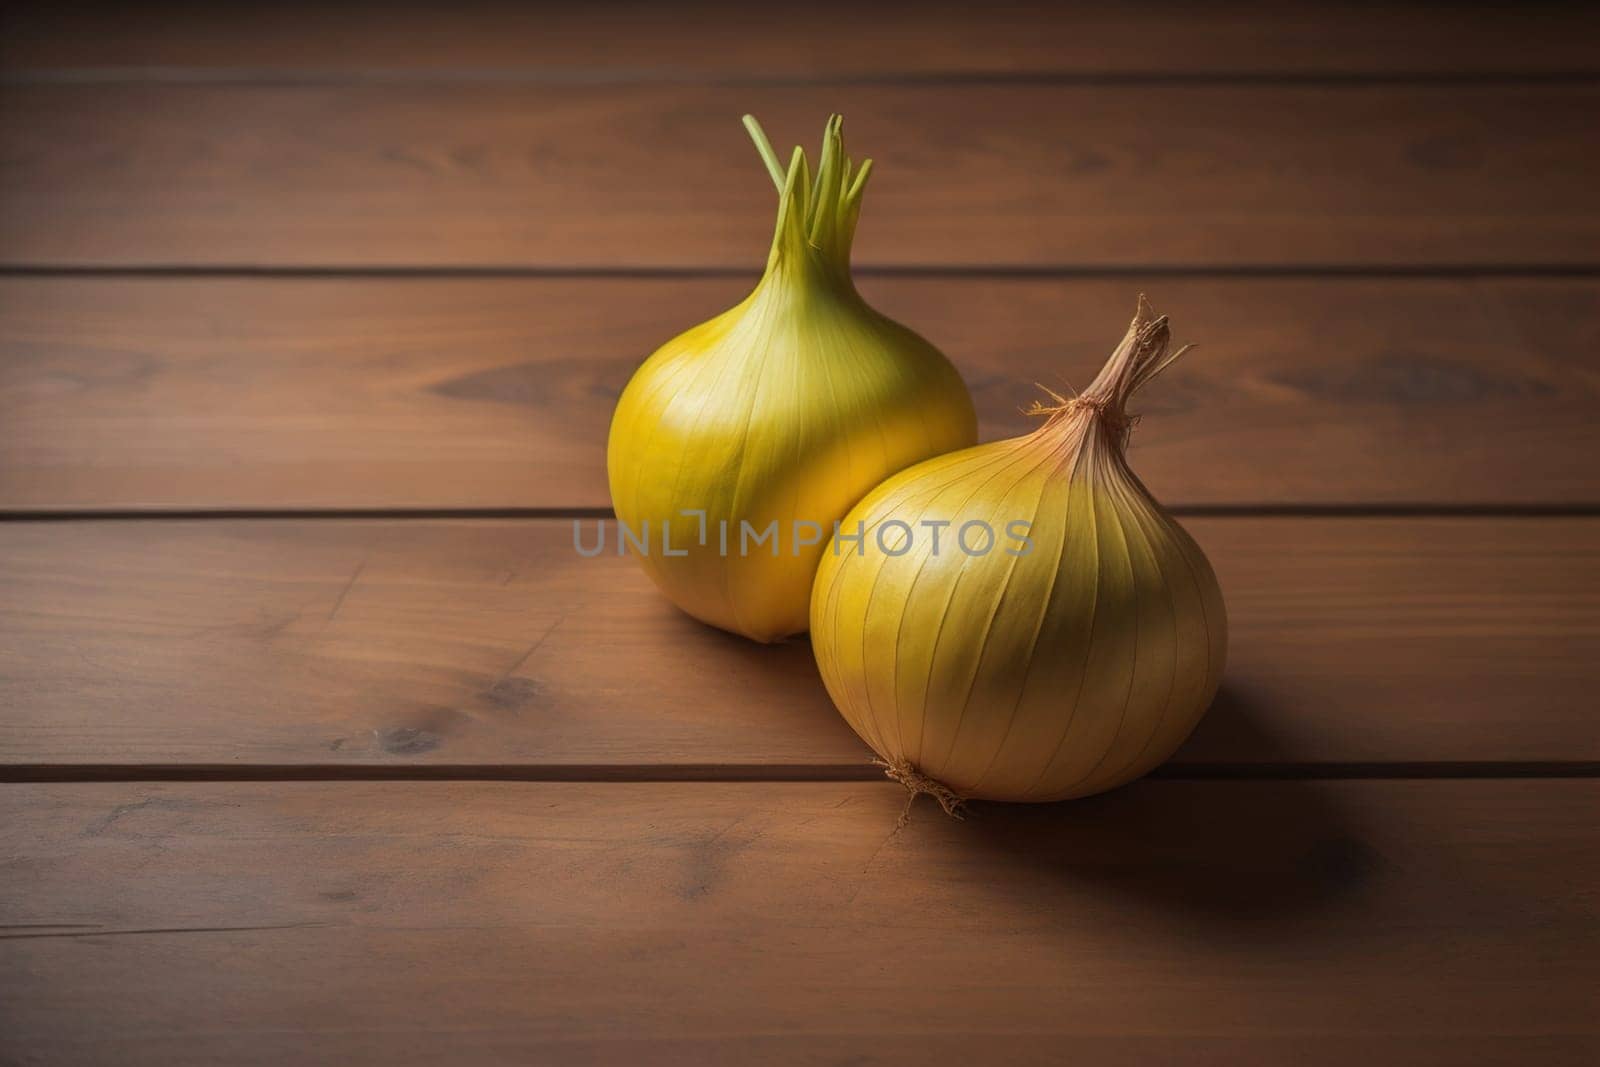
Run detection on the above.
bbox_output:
[2,3,1597,1062]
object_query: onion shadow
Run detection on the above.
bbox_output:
[927,684,1382,928]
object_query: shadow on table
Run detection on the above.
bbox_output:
[938,684,1381,926]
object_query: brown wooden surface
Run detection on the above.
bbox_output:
[2,517,1594,771]
[4,84,1598,269]
[2,780,1595,1064]
[0,273,1593,511]
[6,1,1600,80]
[2,1,1595,1060]
[5,275,1597,511]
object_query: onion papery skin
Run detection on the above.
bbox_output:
[607,116,976,643]
[810,299,1226,802]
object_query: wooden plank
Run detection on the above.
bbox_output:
[3,85,1596,269]
[5,1,1598,79]
[4,275,1597,511]
[1,780,1594,1063]
[1,518,1593,770]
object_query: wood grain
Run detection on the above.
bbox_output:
[4,84,1597,269]
[5,275,1597,511]
[2,779,1595,1063]
[0,5,1593,1061]
[1,518,1593,770]
[5,1,1599,79]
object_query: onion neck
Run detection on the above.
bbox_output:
[744,113,870,304]
[1080,295,1190,412]
[758,222,865,307]
[1029,294,1194,456]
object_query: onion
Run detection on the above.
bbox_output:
[607,115,976,642]
[810,297,1226,808]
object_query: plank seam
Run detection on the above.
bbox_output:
[4,507,1599,522]
[5,71,1600,89]
[1,762,1595,784]
[6,265,1600,279]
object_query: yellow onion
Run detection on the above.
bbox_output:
[607,115,976,642]
[811,297,1226,806]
